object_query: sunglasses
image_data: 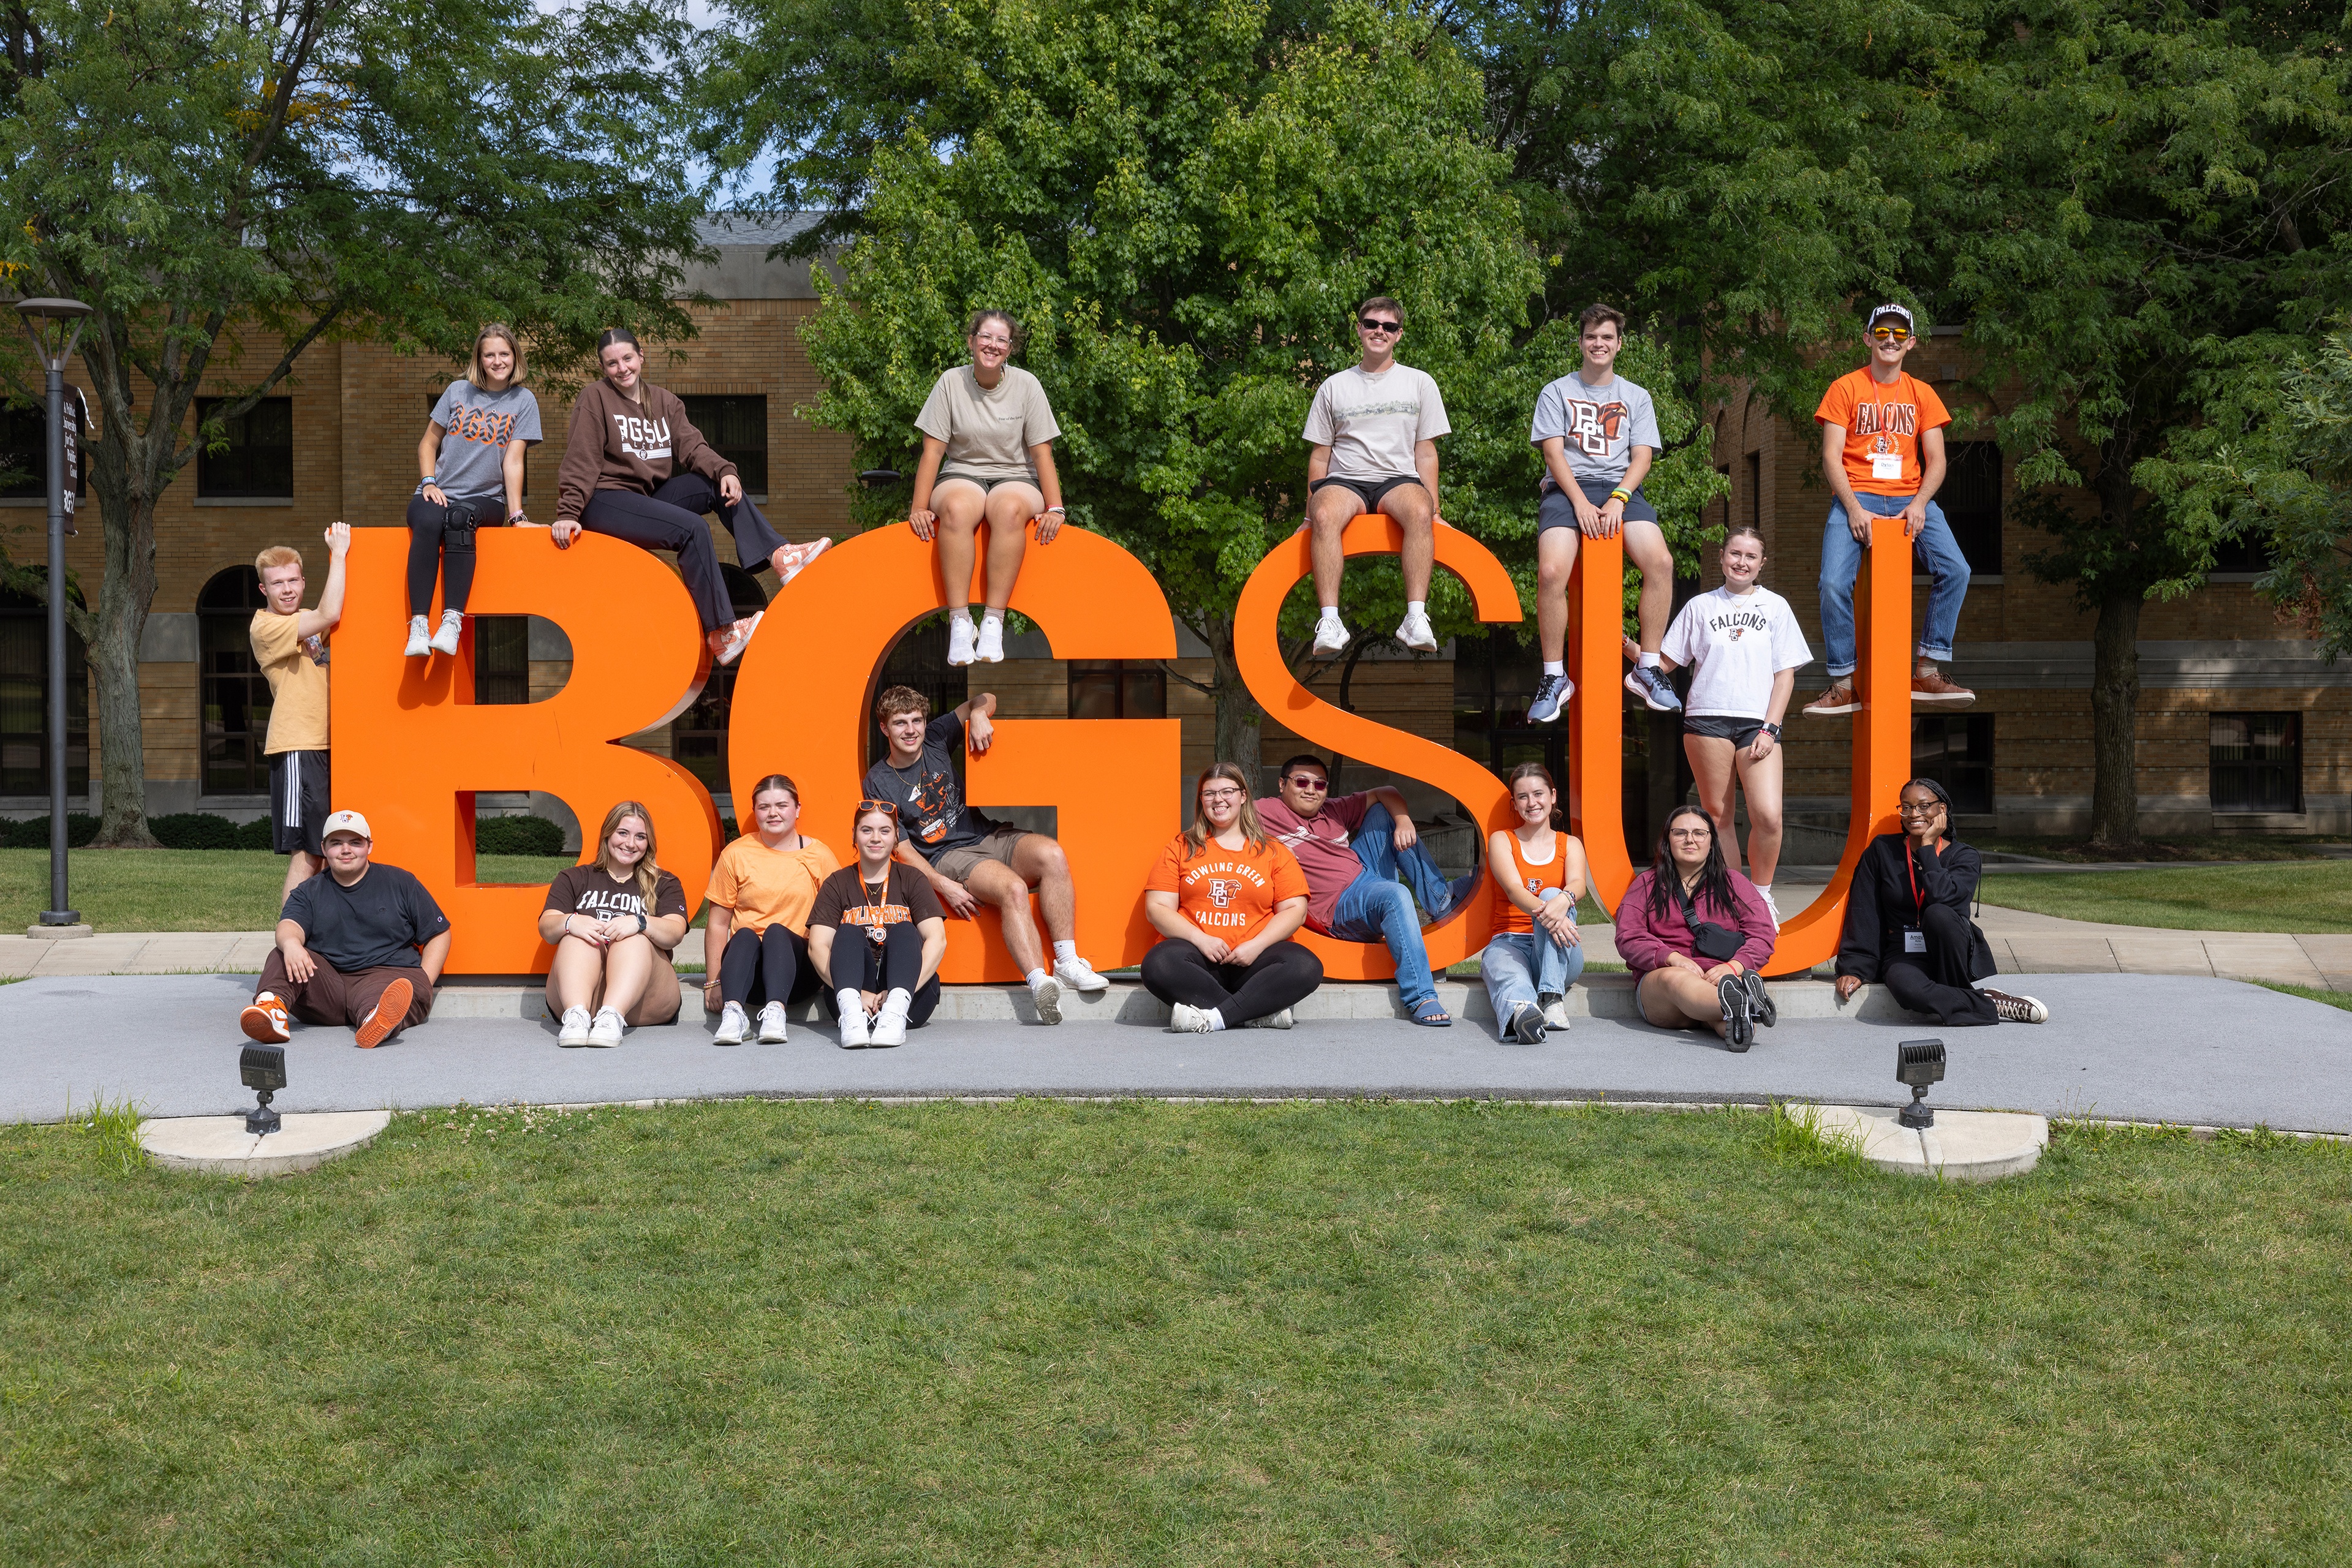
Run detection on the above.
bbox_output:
[855,799,899,816]
[1356,318,1401,334]
[1285,775,1329,790]
[1869,326,1913,342]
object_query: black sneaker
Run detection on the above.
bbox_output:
[1718,974,1754,1052]
[1980,987,2049,1023]
[1510,1000,1546,1044]
[1739,970,1777,1028]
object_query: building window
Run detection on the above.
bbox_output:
[2210,532,2275,576]
[196,398,295,499]
[1745,451,1760,533]
[1911,714,1994,815]
[0,398,87,502]
[1068,660,1167,720]
[472,617,531,706]
[2211,712,2301,813]
[671,567,770,790]
[678,396,768,496]
[198,568,272,794]
[0,579,89,795]
[1939,440,2003,575]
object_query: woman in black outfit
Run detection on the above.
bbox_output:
[1833,778,2049,1025]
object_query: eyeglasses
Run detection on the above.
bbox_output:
[1357,318,1401,334]
[855,800,899,816]
[1285,775,1329,790]
[1869,326,1912,342]
[1200,787,1244,801]
[1897,801,1944,816]
[1667,829,1712,840]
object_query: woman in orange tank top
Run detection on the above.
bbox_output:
[1480,762,1589,1042]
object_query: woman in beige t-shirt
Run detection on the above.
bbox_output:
[906,310,1067,667]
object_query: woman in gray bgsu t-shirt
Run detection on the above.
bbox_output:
[406,323,542,659]
[904,309,1068,668]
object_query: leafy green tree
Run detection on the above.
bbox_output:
[787,0,1548,763]
[0,0,708,845]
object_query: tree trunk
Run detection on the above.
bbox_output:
[87,487,161,848]
[1204,617,1262,779]
[2087,582,2142,850]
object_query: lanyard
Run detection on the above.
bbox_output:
[861,865,893,943]
[1905,839,1943,916]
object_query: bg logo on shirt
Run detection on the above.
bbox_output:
[1566,400,1627,458]
[609,413,673,463]
[1206,879,1239,908]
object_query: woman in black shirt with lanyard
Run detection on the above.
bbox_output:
[1834,778,2049,1025]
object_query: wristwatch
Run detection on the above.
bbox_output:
[634,913,647,933]
[1761,722,1782,737]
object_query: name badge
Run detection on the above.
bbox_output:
[1902,927,1927,953]
[1870,453,1905,482]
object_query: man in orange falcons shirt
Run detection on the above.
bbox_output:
[1803,304,1977,716]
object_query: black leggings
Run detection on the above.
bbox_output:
[578,473,790,631]
[819,920,941,1026]
[720,925,822,1009]
[1141,938,1323,1025]
[406,494,496,617]
[1881,902,1998,1026]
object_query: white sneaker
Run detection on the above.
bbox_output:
[1030,973,1064,1025]
[757,1001,788,1043]
[713,1000,750,1046]
[870,989,911,1047]
[587,1007,624,1048]
[1541,996,1573,1032]
[1053,956,1110,993]
[558,1005,593,1047]
[1311,614,1349,656]
[1168,1002,1216,1033]
[429,609,464,657]
[404,616,432,658]
[946,615,977,666]
[975,617,1005,662]
[1758,887,1783,930]
[1394,609,1438,652]
[713,611,763,667]
[836,994,871,1048]
[1242,1007,1294,1030]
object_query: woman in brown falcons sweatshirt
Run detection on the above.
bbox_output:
[552,328,830,665]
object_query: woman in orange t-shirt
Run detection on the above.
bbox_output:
[1143,762,1324,1033]
[1480,762,1590,1044]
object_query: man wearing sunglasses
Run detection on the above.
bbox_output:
[1299,296,1452,657]
[1804,303,1976,716]
[1254,755,1480,1027]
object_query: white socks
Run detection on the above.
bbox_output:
[837,987,863,1016]
[1320,605,1340,620]
[1052,939,1076,963]
[1639,651,1663,669]
[1543,660,1565,677]
[1026,967,1051,990]
[1406,600,1426,619]
[951,607,975,627]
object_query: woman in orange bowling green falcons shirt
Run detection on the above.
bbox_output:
[1141,762,1326,1033]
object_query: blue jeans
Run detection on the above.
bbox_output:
[1326,804,1477,1010]
[1480,891,1586,1031]
[1819,492,1971,677]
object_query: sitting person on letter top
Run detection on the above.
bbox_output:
[1834,778,2049,1025]
[1141,763,1325,1034]
[241,809,450,1050]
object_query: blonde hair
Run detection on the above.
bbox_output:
[593,800,662,912]
[1181,762,1269,859]
[469,323,527,389]
[254,545,302,577]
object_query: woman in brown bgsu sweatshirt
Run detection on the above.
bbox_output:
[552,328,830,665]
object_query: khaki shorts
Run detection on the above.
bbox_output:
[932,826,1032,884]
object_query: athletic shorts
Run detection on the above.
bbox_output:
[936,472,1041,497]
[1537,478,1660,533]
[932,825,1032,884]
[1311,474,1425,512]
[1683,715,1764,748]
[268,748,331,857]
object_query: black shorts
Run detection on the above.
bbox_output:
[1312,474,1425,512]
[1683,715,1764,748]
[1537,478,1661,533]
[268,748,330,857]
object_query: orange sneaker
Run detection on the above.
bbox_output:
[355,978,413,1049]
[240,992,290,1044]
[1802,682,1860,716]
[1911,668,1976,707]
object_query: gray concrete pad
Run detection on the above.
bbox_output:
[1813,1104,2049,1182]
[1,971,2346,1132]
[138,1109,391,1177]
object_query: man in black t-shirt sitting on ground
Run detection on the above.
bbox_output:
[860,684,1109,1023]
[240,809,453,1049]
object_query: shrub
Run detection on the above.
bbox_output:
[236,816,275,850]
[475,815,566,856]
[5,814,101,848]
[149,812,245,850]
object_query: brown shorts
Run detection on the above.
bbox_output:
[932,826,1032,884]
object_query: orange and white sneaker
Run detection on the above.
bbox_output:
[240,992,290,1044]
[773,537,831,586]
[355,978,413,1049]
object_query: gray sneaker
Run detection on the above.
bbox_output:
[1624,664,1683,713]
[1526,671,1572,725]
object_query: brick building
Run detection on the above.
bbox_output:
[4,232,2341,854]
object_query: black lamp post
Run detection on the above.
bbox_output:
[14,297,92,932]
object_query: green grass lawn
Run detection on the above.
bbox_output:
[5,1100,2349,1564]
[1977,861,2352,933]
[2259,981,2352,1012]
[1972,833,2349,863]
[0,848,581,931]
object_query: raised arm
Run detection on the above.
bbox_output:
[294,522,350,640]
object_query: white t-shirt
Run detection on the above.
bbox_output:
[1301,364,1449,482]
[1661,584,1813,720]
[1528,372,1660,488]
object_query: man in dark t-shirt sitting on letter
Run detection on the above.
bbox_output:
[859,684,1108,1023]
[240,809,452,1049]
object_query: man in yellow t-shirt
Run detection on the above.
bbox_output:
[248,523,351,904]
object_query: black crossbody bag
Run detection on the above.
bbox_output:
[1672,878,1744,964]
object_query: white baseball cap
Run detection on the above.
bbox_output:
[321,809,372,842]
[1868,302,1916,331]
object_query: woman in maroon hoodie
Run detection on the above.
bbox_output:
[552,329,829,665]
[1614,804,1780,1050]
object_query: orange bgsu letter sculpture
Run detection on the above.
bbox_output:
[1233,516,1524,978]
[1565,524,1915,975]
[725,521,1182,981]
[334,529,722,974]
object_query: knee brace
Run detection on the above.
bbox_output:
[442,502,479,559]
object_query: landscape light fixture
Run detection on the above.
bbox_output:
[13,297,93,930]
[240,1044,287,1136]
[856,468,902,489]
[1896,1038,1947,1129]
